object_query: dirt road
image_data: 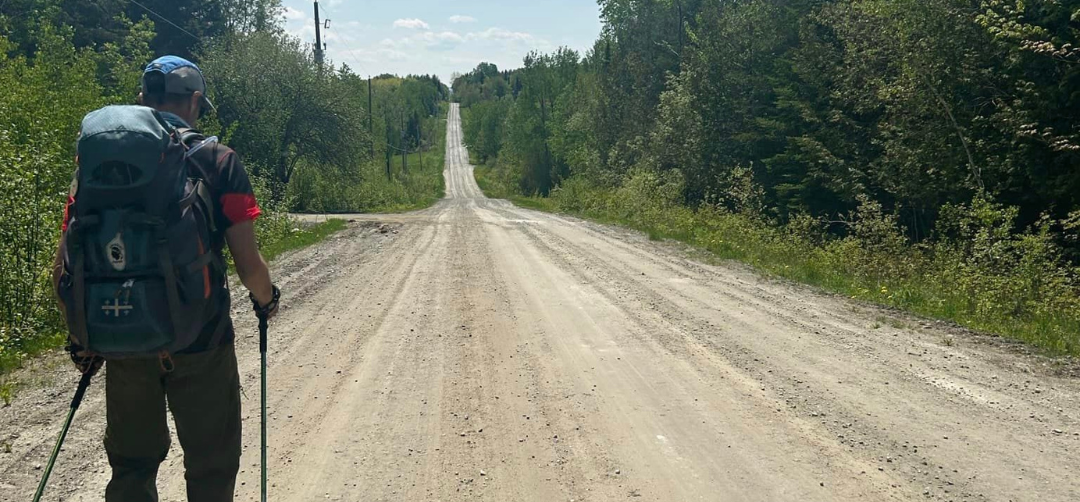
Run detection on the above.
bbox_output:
[3,103,1079,501]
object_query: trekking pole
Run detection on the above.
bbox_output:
[252,285,278,502]
[259,312,269,502]
[32,371,93,502]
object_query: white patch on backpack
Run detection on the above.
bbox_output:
[107,232,126,271]
[102,280,136,318]
[101,298,133,317]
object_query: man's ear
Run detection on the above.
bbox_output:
[192,91,204,120]
[136,92,145,105]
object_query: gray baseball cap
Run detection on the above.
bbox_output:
[142,55,215,114]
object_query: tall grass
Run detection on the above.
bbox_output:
[474,161,555,212]
[260,220,347,263]
[288,150,445,214]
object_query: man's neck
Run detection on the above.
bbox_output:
[158,110,193,129]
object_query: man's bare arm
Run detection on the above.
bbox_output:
[225,221,275,308]
[52,237,66,317]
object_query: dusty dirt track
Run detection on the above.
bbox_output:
[2,104,1079,502]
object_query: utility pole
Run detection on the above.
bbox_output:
[400,112,407,174]
[417,127,423,170]
[313,0,324,67]
[368,76,374,158]
[386,145,391,181]
[677,1,684,51]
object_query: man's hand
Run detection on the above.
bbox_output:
[66,344,104,377]
[251,285,281,320]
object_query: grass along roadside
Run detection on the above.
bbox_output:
[288,149,446,215]
[473,166,1080,358]
[473,159,556,213]
[258,218,347,263]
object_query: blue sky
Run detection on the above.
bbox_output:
[282,0,603,84]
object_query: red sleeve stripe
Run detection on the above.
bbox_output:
[221,193,261,224]
[61,196,75,232]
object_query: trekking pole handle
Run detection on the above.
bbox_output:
[258,315,268,353]
[251,285,279,354]
[250,285,280,316]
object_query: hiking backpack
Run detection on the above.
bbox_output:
[58,105,224,357]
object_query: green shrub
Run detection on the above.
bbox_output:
[0,25,149,373]
[250,173,296,254]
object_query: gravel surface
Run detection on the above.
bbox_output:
[2,104,1078,502]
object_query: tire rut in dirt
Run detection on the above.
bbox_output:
[481,203,1080,502]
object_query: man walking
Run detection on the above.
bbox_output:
[53,55,279,502]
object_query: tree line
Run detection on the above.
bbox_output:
[0,0,447,373]
[457,0,1080,353]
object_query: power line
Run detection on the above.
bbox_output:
[316,2,372,77]
[317,2,380,165]
[128,0,202,42]
[130,0,410,159]
[339,44,371,76]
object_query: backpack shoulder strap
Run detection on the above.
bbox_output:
[177,128,220,163]
[176,127,221,234]
[192,178,219,234]
[176,127,201,150]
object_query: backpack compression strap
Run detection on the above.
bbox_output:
[155,223,187,341]
[64,215,103,347]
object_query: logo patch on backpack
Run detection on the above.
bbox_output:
[102,298,134,317]
[107,232,126,271]
[102,280,135,317]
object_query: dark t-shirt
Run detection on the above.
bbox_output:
[183,134,262,351]
[62,111,262,353]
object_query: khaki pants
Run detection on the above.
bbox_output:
[103,343,242,502]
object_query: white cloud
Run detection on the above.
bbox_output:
[392,18,430,30]
[372,25,550,75]
[275,0,602,87]
[284,12,556,86]
[377,48,409,62]
[422,31,464,51]
[466,28,535,43]
[381,31,465,52]
[282,6,306,21]
[430,31,464,43]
